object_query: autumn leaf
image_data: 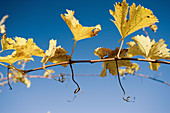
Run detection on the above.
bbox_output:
[119,63,140,76]
[10,69,31,88]
[110,0,158,38]
[94,47,131,77]
[127,35,170,71]
[45,39,57,56]
[127,35,155,58]
[0,37,45,64]
[1,34,15,50]
[41,39,71,67]
[0,51,33,64]
[61,9,101,41]
[148,39,170,60]
[14,37,45,57]
[94,47,112,59]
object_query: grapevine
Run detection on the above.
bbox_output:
[0,0,169,102]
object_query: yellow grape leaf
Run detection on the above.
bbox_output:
[52,46,68,57]
[149,62,160,71]
[45,39,57,56]
[11,69,31,88]
[127,35,155,58]
[126,41,143,57]
[41,39,71,67]
[130,63,140,71]
[98,47,131,77]
[119,68,127,77]
[100,63,107,77]
[1,34,15,50]
[1,36,45,64]
[14,37,27,46]
[61,9,101,41]
[18,77,31,88]
[14,37,45,57]
[127,35,170,71]
[0,51,33,64]
[110,0,158,38]
[48,55,71,67]
[94,47,112,59]
[148,39,170,60]
[119,63,140,76]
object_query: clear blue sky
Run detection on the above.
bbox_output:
[0,0,170,113]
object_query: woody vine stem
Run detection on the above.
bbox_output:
[4,57,170,102]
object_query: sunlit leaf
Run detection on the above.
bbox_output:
[41,39,71,67]
[110,0,158,38]
[61,9,101,41]
[94,47,112,59]
[0,51,33,64]
[14,37,45,57]
[1,34,15,50]
[127,35,170,70]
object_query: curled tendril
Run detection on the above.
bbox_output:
[58,73,67,83]
[7,65,12,90]
[69,60,80,94]
[115,58,135,102]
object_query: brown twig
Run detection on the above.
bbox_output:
[23,58,170,73]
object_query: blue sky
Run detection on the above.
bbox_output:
[0,0,170,113]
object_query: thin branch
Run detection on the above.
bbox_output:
[134,74,170,86]
[23,57,170,73]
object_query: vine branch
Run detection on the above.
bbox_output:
[23,57,170,73]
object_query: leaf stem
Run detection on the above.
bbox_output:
[71,41,77,57]
[117,38,124,58]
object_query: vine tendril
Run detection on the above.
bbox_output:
[115,57,135,102]
[69,60,80,94]
[7,65,12,90]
